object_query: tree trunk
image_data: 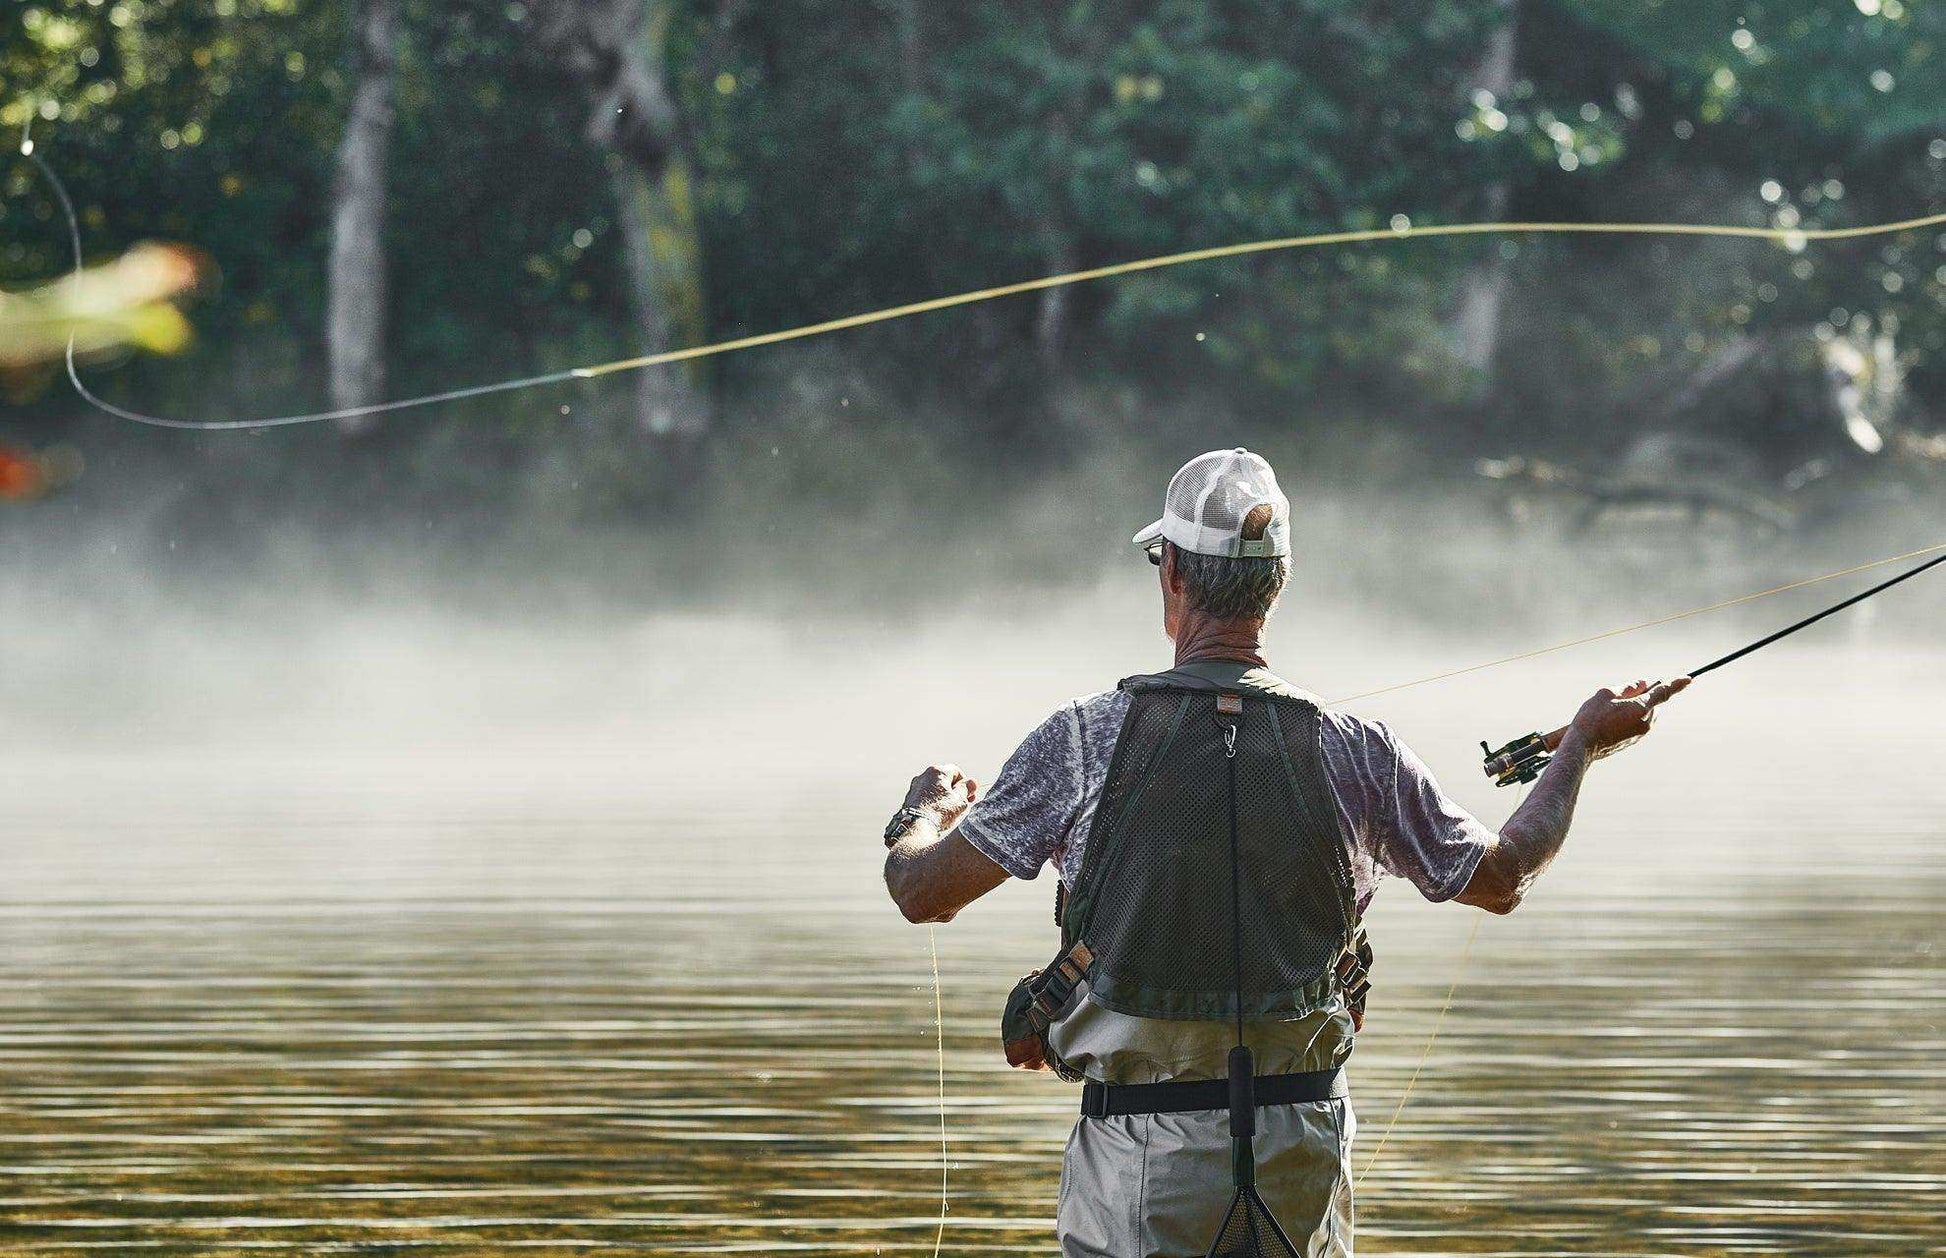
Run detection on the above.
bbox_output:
[895,0,926,173]
[1448,0,1519,384]
[896,0,924,98]
[1034,108,1078,374]
[535,0,708,441]
[611,156,706,437]
[1035,222,1076,372]
[327,0,401,430]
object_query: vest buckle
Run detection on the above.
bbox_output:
[1336,927,1375,1030]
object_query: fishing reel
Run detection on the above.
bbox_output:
[1481,731,1552,787]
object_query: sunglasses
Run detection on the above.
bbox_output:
[1144,540,1165,567]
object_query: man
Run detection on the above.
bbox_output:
[881,449,1687,1257]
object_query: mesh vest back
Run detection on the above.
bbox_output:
[1064,664,1356,1021]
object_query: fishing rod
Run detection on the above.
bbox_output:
[1481,548,1946,786]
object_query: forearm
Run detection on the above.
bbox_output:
[883,819,1010,924]
[883,818,948,921]
[1462,728,1596,914]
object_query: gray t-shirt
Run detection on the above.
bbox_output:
[959,687,1491,911]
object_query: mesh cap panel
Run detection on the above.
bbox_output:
[1138,448,1292,558]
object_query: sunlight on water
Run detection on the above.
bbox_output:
[0,598,1939,1255]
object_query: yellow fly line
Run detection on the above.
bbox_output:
[571,211,1946,380]
[25,127,1942,431]
[34,142,1946,1238]
[1329,541,1946,705]
[1302,539,1946,1199]
[1353,912,1485,1190]
[927,924,949,1258]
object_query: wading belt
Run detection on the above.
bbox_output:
[1081,1066,1347,1119]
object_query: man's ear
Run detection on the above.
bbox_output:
[1159,543,1182,593]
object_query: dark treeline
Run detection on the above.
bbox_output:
[2,0,1943,578]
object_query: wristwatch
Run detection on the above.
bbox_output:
[884,806,929,847]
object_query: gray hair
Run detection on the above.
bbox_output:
[1171,544,1290,621]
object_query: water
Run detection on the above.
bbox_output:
[0,603,1939,1255]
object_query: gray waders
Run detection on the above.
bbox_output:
[999,661,1372,1257]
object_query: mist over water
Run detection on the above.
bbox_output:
[10,0,1946,1245]
[3,502,1941,915]
[0,502,1940,1254]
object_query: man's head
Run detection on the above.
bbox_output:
[1131,449,1292,641]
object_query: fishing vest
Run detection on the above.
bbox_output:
[1002,660,1371,1074]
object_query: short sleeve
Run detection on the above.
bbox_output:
[957,704,1085,882]
[1337,717,1493,903]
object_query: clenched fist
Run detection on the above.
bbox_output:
[903,763,981,832]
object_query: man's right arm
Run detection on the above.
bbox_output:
[882,702,1082,924]
[1457,677,1689,914]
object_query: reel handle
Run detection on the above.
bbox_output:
[1480,726,1567,787]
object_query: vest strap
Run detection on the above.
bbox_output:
[1079,1066,1347,1119]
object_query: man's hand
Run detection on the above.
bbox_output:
[903,763,981,832]
[1461,676,1691,916]
[885,764,1005,925]
[1568,676,1691,759]
[1461,676,1688,915]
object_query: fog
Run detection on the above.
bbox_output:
[3,487,1940,1257]
[4,487,1940,910]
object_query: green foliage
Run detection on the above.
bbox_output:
[3,0,1943,499]
[1557,0,1946,330]
[4,0,342,326]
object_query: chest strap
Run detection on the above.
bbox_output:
[1080,1066,1346,1119]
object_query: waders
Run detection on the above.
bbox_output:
[1000,662,1371,1253]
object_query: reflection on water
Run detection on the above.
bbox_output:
[0,615,1940,1255]
[0,887,1937,1255]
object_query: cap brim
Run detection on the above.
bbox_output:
[1131,519,1166,549]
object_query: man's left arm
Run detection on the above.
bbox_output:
[883,764,1010,923]
[1457,677,1688,913]
[1351,676,1686,914]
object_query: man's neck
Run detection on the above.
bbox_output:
[1171,614,1268,669]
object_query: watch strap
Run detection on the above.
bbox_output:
[884,806,928,845]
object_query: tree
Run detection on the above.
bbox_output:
[532,0,708,443]
[1447,0,1522,384]
[328,0,403,425]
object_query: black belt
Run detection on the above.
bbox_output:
[1080,1066,1346,1119]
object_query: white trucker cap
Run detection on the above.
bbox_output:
[1131,448,1291,559]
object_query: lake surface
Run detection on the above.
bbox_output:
[0,606,1939,1255]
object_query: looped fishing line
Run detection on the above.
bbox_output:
[927,924,948,1258]
[17,142,1945,431]
[1352,907,1484,1190]
[20,132,1942,1246]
